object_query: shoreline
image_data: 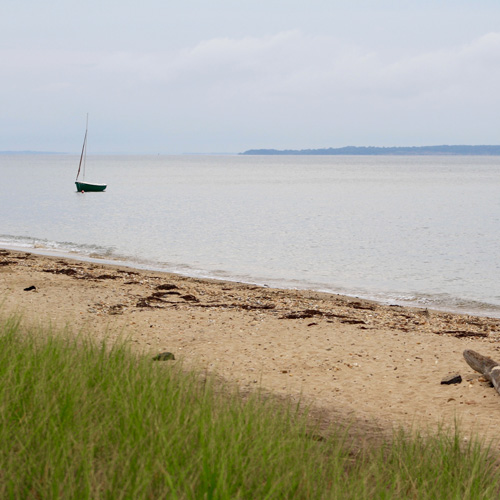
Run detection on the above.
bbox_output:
[2,248,500,443]
[2,242,499,320]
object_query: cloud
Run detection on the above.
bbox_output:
[95,30,500,109]
[4,30,500,103]
[2,30,500,150]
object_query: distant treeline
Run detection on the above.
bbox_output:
[240,145,500,156]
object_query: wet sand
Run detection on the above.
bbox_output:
[2,248,500,444]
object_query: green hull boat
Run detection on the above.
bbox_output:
[75,181,107,192]
[75,115,107,193]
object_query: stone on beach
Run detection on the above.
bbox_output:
[440,373,462,385]
[153,352,176,361]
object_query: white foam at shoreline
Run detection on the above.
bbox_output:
[2,238,500,319]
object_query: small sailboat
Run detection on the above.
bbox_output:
[75,115,107,192]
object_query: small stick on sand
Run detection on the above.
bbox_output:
[463,349,500,395]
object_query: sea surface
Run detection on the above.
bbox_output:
[1,153,500,317]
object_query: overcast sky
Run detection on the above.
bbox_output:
[2,0,500,153]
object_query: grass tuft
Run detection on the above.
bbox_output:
[0,316,498,498]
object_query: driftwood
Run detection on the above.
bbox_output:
[463,350,500,394]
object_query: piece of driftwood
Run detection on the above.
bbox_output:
[463,349,500,394]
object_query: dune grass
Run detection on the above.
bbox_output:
[0,315,498,499]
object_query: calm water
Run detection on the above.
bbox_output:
[1,154,500,316]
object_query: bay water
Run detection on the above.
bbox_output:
[1,153,499,317]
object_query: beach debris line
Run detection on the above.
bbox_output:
[155,284,178,291]
[436,330,488,339]
[136,297,165,308]
[280,308,366,325]
[180,294,198,302]
[6,249,500,338]
[463,350,500,395]
[0,261,16,266]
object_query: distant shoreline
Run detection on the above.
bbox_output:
[4,145,500,156]
[0,151,67,155]
[240,145,500,156]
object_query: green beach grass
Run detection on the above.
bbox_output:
[0,315,499,499]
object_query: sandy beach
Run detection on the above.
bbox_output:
[2,248,500,444]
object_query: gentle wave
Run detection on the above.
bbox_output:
[0,234,115,258]
[2,234,500,318]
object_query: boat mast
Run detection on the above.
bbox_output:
[76,114,88,182]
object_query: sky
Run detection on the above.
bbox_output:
[2,0,500,154]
